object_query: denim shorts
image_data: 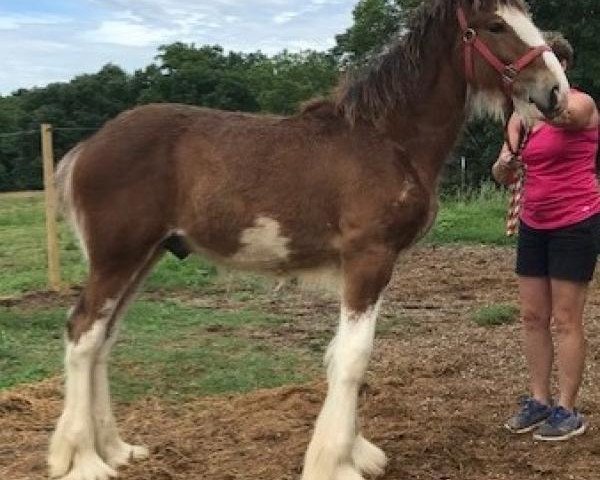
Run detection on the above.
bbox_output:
[516,213,600,282]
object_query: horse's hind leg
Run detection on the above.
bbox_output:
[93,250,163,469]
[49,248,162,480]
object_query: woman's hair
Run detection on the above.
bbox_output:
[543,31,575,70]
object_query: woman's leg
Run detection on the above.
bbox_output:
[550,279,588,411]
[519,276,553,404]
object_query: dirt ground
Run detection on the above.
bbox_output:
[3,245,600,480]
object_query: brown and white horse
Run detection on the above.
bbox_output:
[49,1,568,479]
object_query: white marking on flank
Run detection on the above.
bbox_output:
[232,216,290,265]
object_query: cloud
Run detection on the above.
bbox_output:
[0,0,356,94]
[273,11,300,25]
[82,20,173,47]
[0,14,69,30]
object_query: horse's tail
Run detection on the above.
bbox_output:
[55,143,89,260]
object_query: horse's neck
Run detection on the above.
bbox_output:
[385,54,467,189]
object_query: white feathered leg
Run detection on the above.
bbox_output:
[301,300,383,480]
[49,319,117,480]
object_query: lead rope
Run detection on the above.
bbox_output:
[506,126,529,237]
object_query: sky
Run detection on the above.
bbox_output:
[0,0,357,95]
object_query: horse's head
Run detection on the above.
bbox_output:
[458,0,569,121]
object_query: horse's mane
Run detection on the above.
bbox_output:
[332,0,528,124]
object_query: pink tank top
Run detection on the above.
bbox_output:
[520,121,600,230]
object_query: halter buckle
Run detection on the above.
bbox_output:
[462,28,477,43]
[502,65,519,85]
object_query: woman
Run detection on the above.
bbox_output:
[493,32,600,441]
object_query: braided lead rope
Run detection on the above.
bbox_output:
[506,161,525,236]
[505,127,530,237]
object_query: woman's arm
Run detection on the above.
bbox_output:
[549,91,599,130]
[492,114,521,186]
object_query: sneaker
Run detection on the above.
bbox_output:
[533,406,587,441]
[505,396,552,433]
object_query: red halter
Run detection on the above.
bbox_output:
[457,7,550,96]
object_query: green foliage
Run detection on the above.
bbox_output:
[247,50,338,114]
[472,303,519,327]
[529,0,600,100]
[334,0,403,60]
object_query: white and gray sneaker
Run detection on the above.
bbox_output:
[533,406,587,441]
[505,396,552,434]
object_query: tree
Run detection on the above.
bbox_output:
[246,51,338,114]
[529,0,600,99]
[333,0,421,60]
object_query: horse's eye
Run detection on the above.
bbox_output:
[487,22,506,34]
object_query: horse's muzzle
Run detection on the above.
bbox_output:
[529,85,566,120]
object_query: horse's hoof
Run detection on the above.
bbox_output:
[352,434,387,476]
[102,440,149,469]
[52,451,117,480]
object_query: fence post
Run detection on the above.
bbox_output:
[41,123,62,291]
[460,156,467,196]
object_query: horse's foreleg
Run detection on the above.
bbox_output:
[301,247,394,480]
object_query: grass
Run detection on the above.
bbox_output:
[472,303,519,327]
[0,300,315,401]
[0,306,64,388]
[427,183,516,246]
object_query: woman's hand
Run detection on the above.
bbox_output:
[492,147,520,186]
[498,150,519,169]
[492,113,523,186]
